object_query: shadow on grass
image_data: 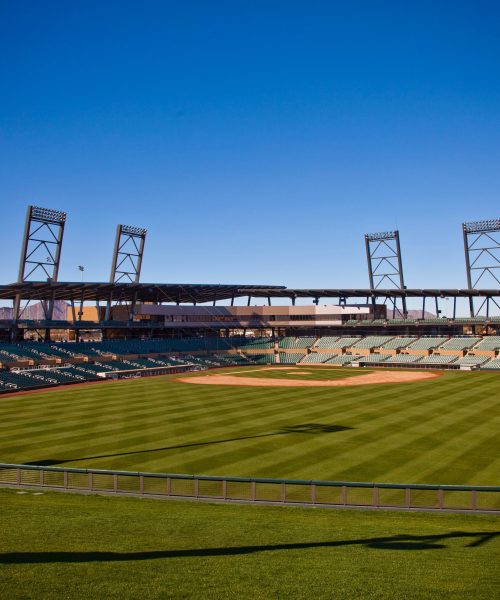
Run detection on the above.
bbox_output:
[1,532,497,564]
[24,423,353,466]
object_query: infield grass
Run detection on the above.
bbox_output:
[1,488,499,599]
[0,367,498,485]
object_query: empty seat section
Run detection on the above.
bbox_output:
[352,336,394,350]
[320,337,361,349]
[300,353,339,364]
[454,356,489,366]
[439,337,481,351]
[474,336,500,351]
[407,337,448,350]
[325,354,361,365]
[278,337,316,349]
[358,353,391,363]
[279,353,306,364]
[482,358,500,370]
[314,337,340,349]
[419,355,457,365]
[384,355,422,364]
[381,337,418,350]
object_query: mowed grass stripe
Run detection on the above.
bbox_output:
[0,376,480,468]
[228,381,477,479]
[0,369,497,485]
[158,383,464,477]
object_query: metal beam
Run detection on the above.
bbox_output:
[463,219,500,316]
[110,224,147,283]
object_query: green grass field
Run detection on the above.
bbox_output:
[0,366,499,485]
[1,488,499,599]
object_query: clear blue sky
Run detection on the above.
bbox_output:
[1,1,499,292]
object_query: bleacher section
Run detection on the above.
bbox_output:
[351,337,394,350]
[439,337,482,351]
[381,337,418,350]
[482,358,500,370]
[300,353,339,364]
[419,355,457,366]
[278,337,317,349]
[326,354,361,365]
[279,352,306,364]
[384,355,422,364]
[1,332,500,393]
[473,336,500,351]
[317,337,361,349]
[454,356,489,367]
[407,337,449,350]
[356,353,391,363]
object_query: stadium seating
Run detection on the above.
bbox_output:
[384,354,422,364]
[279,352,306,364]
[438,337,481,351]
[419,355,457,365]
[454,356,489,367]
[357,353,391,363]
[278,337,316,349]
[314,337,339,349]
[318,337,361,349]
[407,337,449,350]
[381,337,418,349]
[473,336,500,351]
[300,353,339,364]
[351,336,394,349]
[482,358,500,370]
[325,354,361,365]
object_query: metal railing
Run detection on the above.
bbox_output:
[0,463,498,512]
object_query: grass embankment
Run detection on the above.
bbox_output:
[1,489,498,599]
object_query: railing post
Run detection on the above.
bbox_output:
[251,481,256,501]
[16,468,21,486]
[471,489,477,511]
[139,475,144,495]
[222,479,227,500]
[437,489,444,509]
[166,477,171,496]
[373,486,380,508]
[341,485,348,505]
[311,484,317,504]
[281,482,286,503]
[64,470,68,488]
[405,487,411,508]
[113,474,118,492]
[40,469,44,487]
[88,472,93,491]
[194,478,199,498]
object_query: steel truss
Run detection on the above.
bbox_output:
[110,224,147,283]
[14,205,67,323]
[365,230,407,317]
[463,219,500,317]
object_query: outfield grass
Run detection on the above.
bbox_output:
[0,368,498,485]
[1,488,498,599]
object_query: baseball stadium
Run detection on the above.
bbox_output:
[0,205,499,598]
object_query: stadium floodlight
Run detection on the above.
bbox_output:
[14,204,67,324]
[17,205,67,284]
[110,224,147,284]
[364,229,407,317]
[462,219,500,316]
[463,219,500,234]
[365,231,399,242]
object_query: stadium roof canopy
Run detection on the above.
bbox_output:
[0,282,285,304]
[0,282,499,303]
